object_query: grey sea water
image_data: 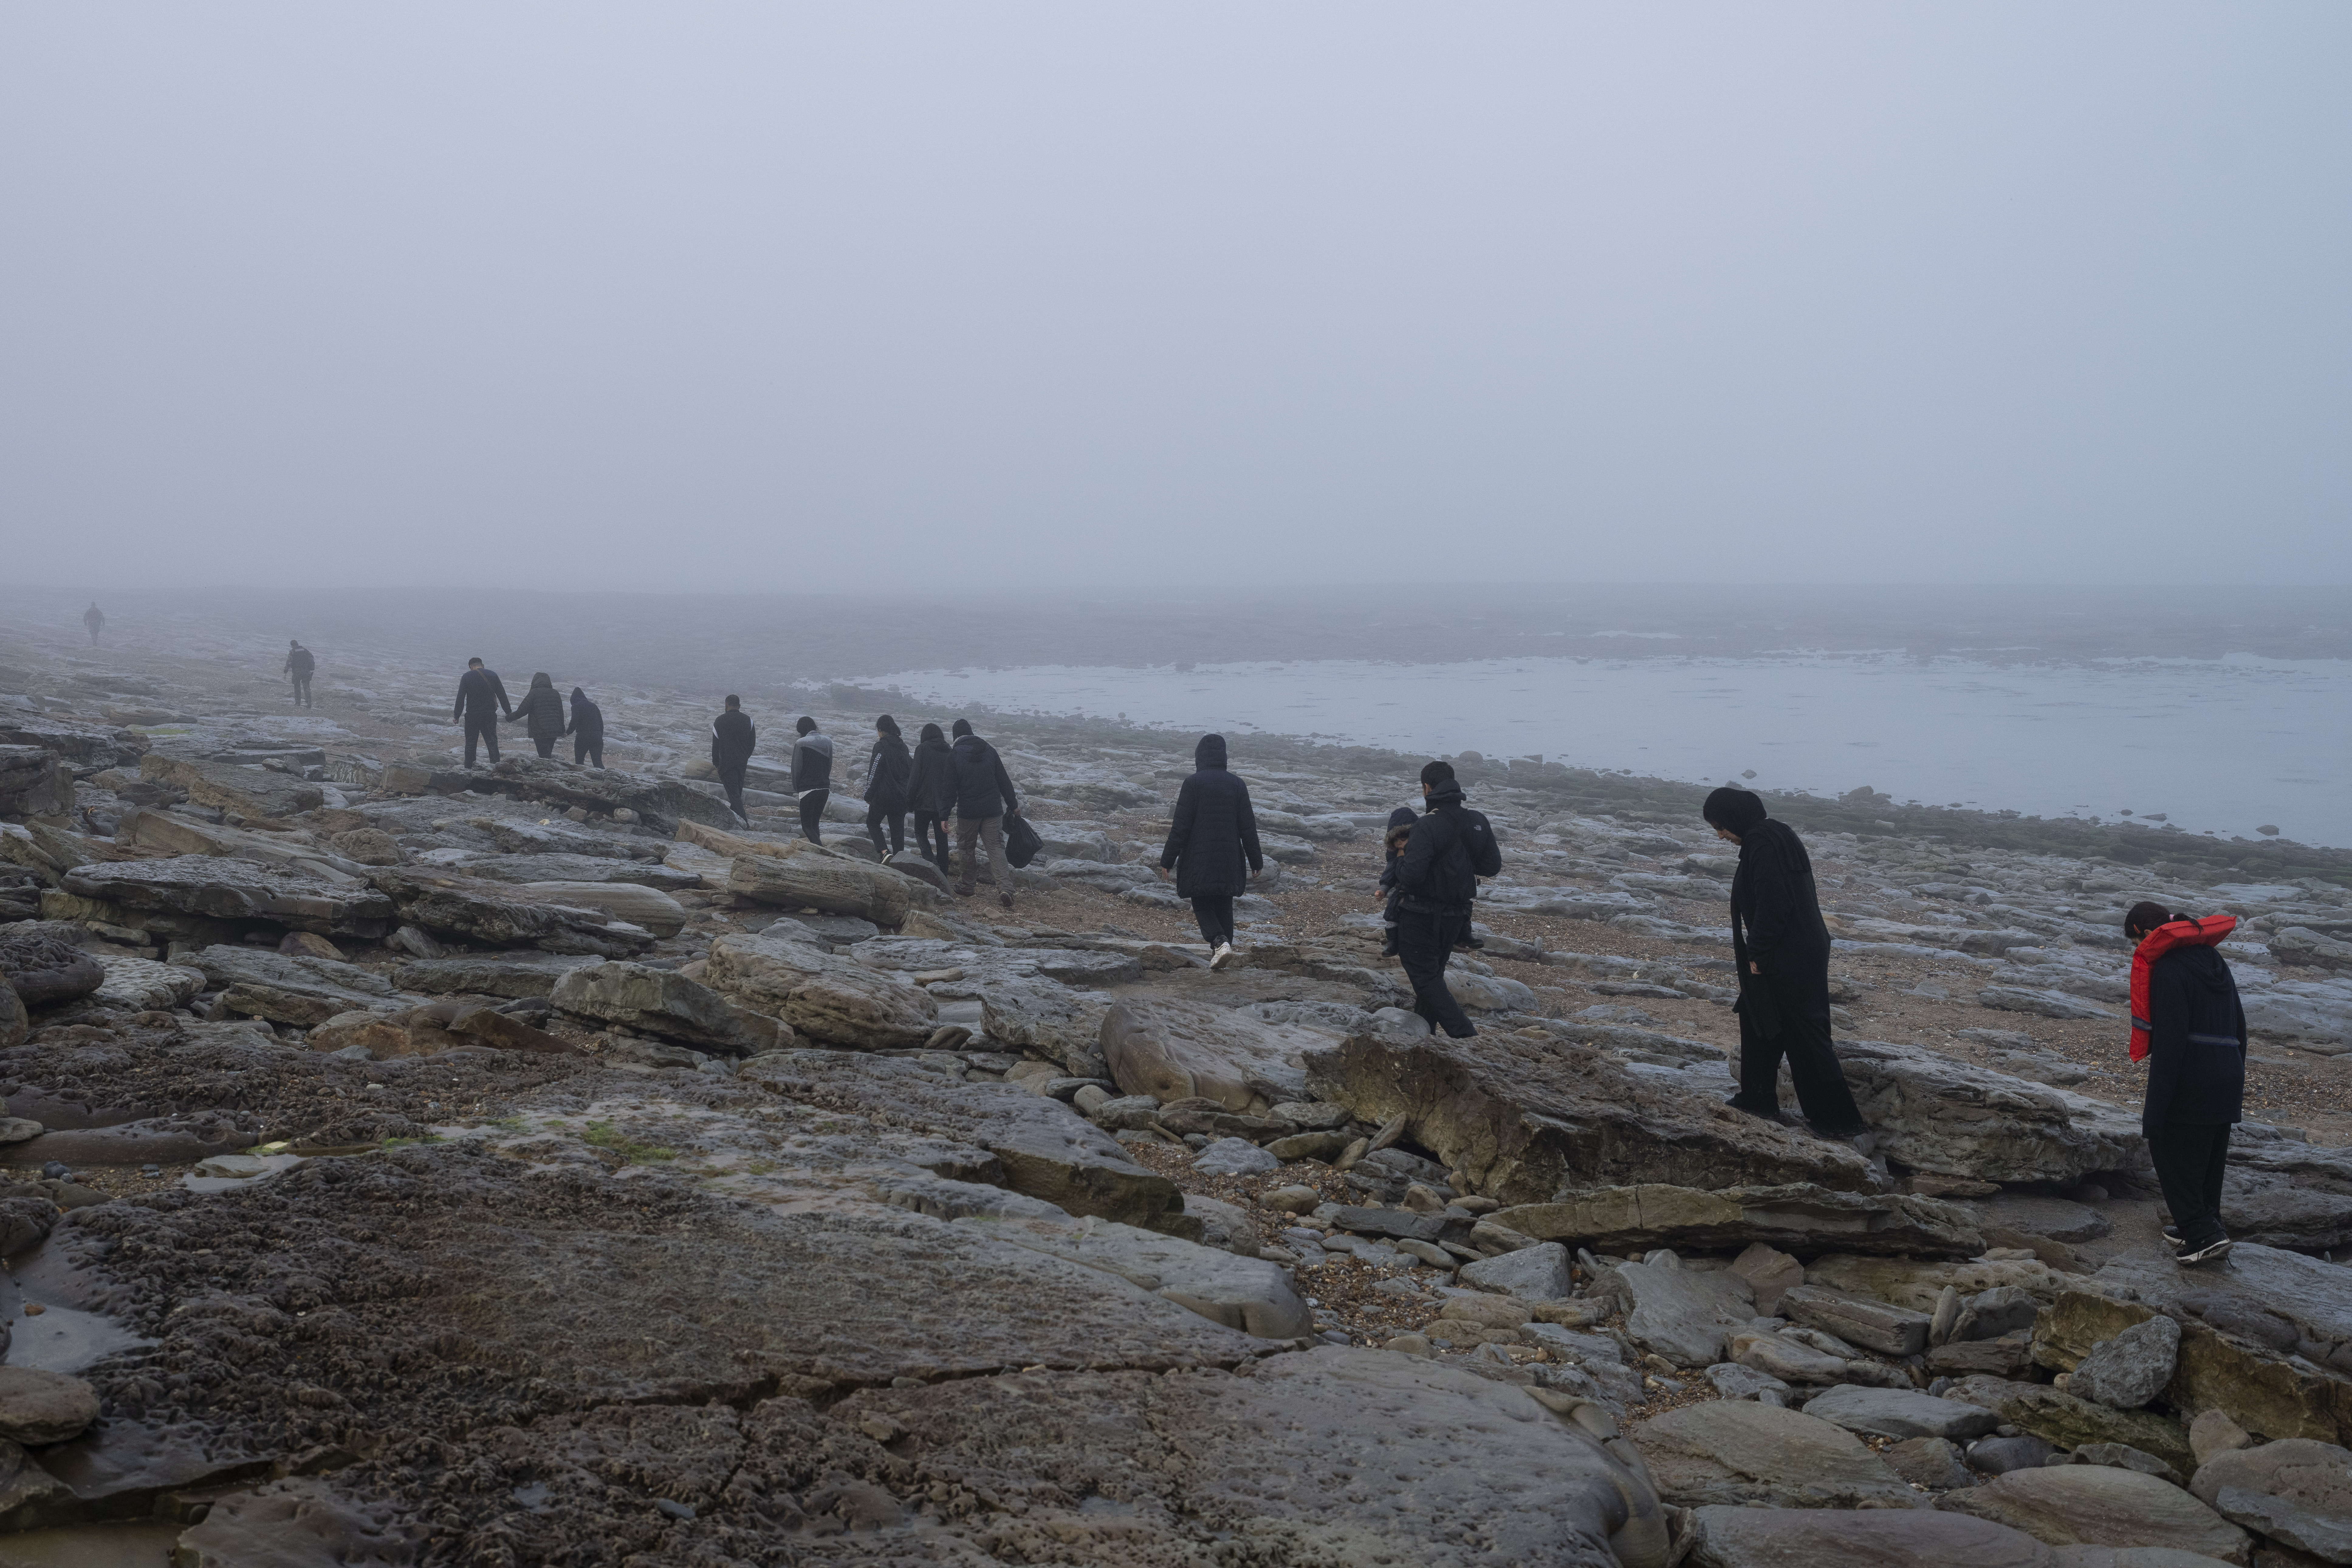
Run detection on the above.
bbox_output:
[878,653,2352,848]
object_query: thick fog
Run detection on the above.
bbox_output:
[4,4,2348,590]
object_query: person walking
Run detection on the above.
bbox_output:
[507,672,567,758]
[948,719,1020,908]
[1391,761,1501,1037]
[283,640,317,708]
[711,697,756,826]
[904,722,957,876]
[1703,787,1868,1138]
[82,602,104,645]
[789,717,835,843]
[452,657,513,769]
[862,715,912,859]
[566,686,604,768]
[2127,902,2247,1265]
[1157,733,1263,969]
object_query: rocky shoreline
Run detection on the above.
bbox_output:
[1,624,2351,1565]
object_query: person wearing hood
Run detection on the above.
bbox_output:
[789,716,835,843]
[2127,902,2247,1265]
[948,719,1021,908]
[711,697,756,825]
[904,722,957,875]
[452,657,513,768]
[1371,805,1419,958]
[506,672,567,758]
[1391,761,1502,1037]
[283,640,316,708]
[565,686,605,768]
[1703,787,1866,1139]
[862,715,912,859]
[1157,733,1264,968]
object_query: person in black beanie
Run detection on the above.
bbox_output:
[1391,760,1501,1038]
[1703,786,1867,1139]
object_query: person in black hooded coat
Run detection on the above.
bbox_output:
[565,686,604,768]
[903,723,958,875]
[1158,733,1263,965]
[1704,786,1866,1138]
[1391,761,1501,1037]
[862,715,912,858]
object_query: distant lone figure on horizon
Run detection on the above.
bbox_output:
[790,716,835,844]
[508,672,567,758]
[2127,901,2247,1267]
[453,657,512,769]
[1704,786,1867,1140]
[711,697,756,826]
[566,686,604,768]
[284,640,315,708]
[82,602,104,645]
[862,715,911,859]
[949,719,1020,909]
[1158,733,1263,969]
[1391,760,1501,1037]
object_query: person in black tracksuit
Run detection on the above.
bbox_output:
[453,658,513,768]
[1704,787,1867,1138]
[1157,733,1263,966]
[507,671,567,758]
[2129,901,2247,1264]
[862,715,912,858]
[566,686,604,768]
[1391,761,1501,1038]
[904,723,957,875]
[790,717,835,844]
[711,696,756,824]
[284,641,316,707]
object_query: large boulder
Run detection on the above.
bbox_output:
[364,867,657,957]
[1489,1182,1983,1261]
[704,933,938,1050]
[1302,1032,1875,1204]
[139,752,323,818]
[725,841,941,926]
[89,954,203,1011]
[2071,1316,2182,1411]
[1801,1385,2001,1441]
[0,747,72,817]
[977,976,1116,1077]
[1943,1377,2197,1479]
[0,980,21,1051]
[973,1211,1311,1339]
[1939,1467,2250,1563]
[1601,1259,1757,1367]
[482,756,739,833]
[1679,1506,2060,1568]
[550,961,789,1055]
[176,944,404,1014]
[2274,928,2352,973]
[1831,1039,2147,1186]
[1806,1254,2063,1314]
[0,925,102,1007]
[60,856,396,938]
[1631,1399,1921,1508]
[115,808,362,880]
[515,882,687,938]
[2190,1438,2352,1561]
[1099,997,1321,1113]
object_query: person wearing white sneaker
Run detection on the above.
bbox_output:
[1157,733,1263,966]
[2126,900,2247,1268]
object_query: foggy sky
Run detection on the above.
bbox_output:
[4,5,2347,591]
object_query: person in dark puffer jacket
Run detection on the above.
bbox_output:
[565,686,604,768]
[903,723,957,875]
[1391,761,1501,1037]
[948,719,1020,908]
[507,672,567,758]
[711,696,757,825]
[1157,733,1263,967]
[862,715,912,858]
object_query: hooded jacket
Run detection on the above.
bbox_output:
[509,674,567,739]
[790,729,835,793]
[1395,780,1500,916]
[454,667,511,721]
[1377,806,1419,901]
[949,732,1017,818]
[285,645,315,677]
[863,732,912,811]
[2134,918,2247,1131]
[905,733,958,816]
[566,688,603,744]
[711,710,756,773]
[1160,734,1263,899]
[1725,816,1833,1038]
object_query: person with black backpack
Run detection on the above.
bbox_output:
[862,715,912,858]
[283,640,316,707]
[1390,760,1502,1037]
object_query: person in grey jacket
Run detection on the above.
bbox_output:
[790,717,835,844]
[506,672,567,758]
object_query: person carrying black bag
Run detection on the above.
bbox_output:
[862,715,912,858]
[1703,786,1867,1139]
[1391,760,1500,1037]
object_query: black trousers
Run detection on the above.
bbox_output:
[717,766,748,820]
[2148,1124,2231,1246]
[573,736,602,767]
[798,789,828,843]
[1733,979,1865,1135]
[1192,894,1235,947]
[291,674,311,706]
[463,714,500,767]
[1395,910,1477,1038]
[913,811,951,870]
[531,734,557,758]
[866,805,905,857]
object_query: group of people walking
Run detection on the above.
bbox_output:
[450,659,603,768]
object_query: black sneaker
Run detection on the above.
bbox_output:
[2162,1225,2186,1251]
[2179,1235,2234,1265]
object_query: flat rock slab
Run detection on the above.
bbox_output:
[178,945,400,1011]
[1460,1242,1572,1301]
[390,954,596,999]
[1833,1039,2145,1185]
[1939,1467,2251,1564]
[89,956,201,1012]
[484,756,739,833]
[448,853,704,891]
[738,1050,1186,1233]
[516,881,687,938]
[1968,1193,2115,1245]
[1947,1377,2199,1479]
[1683,1505,2061,1568]
[1633,1398,1919,1508]
[1302,1033,1874,1206]
[1603,1260,1757,1368]
[726,842,940,926]
[1491,1182,1983,1261]
[62,857,396,938]
[365,868,657,958]
[970,1212,1311,1338]
[138,753,321,818]
[705,933,938,1050]
[550,961,786,1055]
[2190,1437,2352,1517]
[1101,997,1322,1112]
[1802,1384,2001,1441]
[1781,1283,1934,1357]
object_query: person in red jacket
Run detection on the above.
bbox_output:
[2126,901,2247,1265]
